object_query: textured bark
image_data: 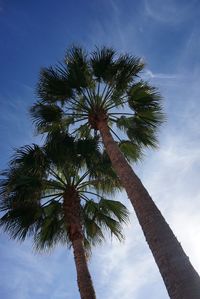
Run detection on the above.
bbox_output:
[63,188,96,299]
[98,119,200,299]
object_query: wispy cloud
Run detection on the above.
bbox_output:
[144,0,198,24]
[94,218,166,299]
[0,241,53,299]
[144,69,180,80]
[88,0,142,53]
[0,237,77,299]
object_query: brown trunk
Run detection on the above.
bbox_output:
[98,119,200,299]
[63,187,96,299]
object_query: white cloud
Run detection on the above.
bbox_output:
[144,0,198,24]
[0,241,54,297]
[93,219,163,299]
[144,69,180,80]
[0,238,77,299]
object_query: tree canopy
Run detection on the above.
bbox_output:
[0,135,129,253]
[30,46,164,162]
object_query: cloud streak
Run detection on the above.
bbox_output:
[144,0,198,24]
[144,69,180,80]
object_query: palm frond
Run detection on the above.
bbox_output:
[34,201,69,251]
[65,46,93,90]
[98,198,129,224]
[114,54,145,91]
[30,102,67,134]
[37,66,72,103]
[0,201,42,241]
[83,198,129,242]
[74,123,91,138]
[91,47,116,83]
[0,169,44,203]
[128,81,165,127]
[119,140,143,162]
[116,116,159,148]
[10,144,48,176]
[127,118,158,148]
[83,215,105,246]
[44,130,76,166]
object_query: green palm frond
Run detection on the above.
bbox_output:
[30,102,69,134]
[127,118,158,148]
[34,201,69,251]
[0,145,49,207]
[45,131,101,172]
[44,130,76,166]
[83,198,129,242]
[83,150,122,195]
[98,198,129,224]
[76,137,100,158]
[91,47,144,89]
[83,215,105,246]
[128,81,165,127]
[75,137,102,170]
[37,66,72,103]
[0,170,44,203]
[116,116,158,148]
[85,178,122,196]
[10,144,48,176]
[91,47,116,83]
[119,140,143,161]
[114,54,145,91]
[0,201,42,241]
[75,123,91,138]
[65,46,93,89]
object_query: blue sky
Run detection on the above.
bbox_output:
[0,0,200,298]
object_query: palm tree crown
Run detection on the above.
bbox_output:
[31,46,164,161]
[0,135,129,252]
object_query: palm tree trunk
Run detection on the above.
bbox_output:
[63,189,96,299]
[71,236,96,299]
[98,118,200,299]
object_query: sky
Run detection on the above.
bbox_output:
[0,0,200,298]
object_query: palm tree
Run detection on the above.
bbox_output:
[30,46,200,299]
[0,135,129,299]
